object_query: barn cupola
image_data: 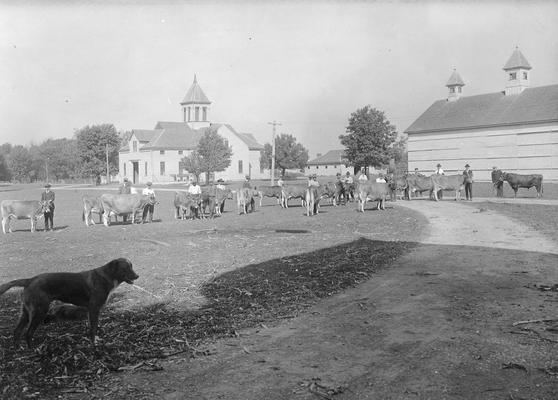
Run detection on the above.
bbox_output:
[180,74,212,129]
[446,69,465,102]
[503,47,531,95]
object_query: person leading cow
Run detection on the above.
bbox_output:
[41,183,55,231]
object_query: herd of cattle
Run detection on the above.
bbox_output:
[0,170,544,233]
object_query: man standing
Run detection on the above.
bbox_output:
[434,163,444,199]
[492,166,504,198]
[242,175,252,189]
[142,182,156,223]
[463,164,474,201]
[345,171,354,202]
[188,180,202,218]
[41,183,55,231]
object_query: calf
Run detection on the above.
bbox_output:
[174,191,199,220]
[100,193,155,226]
[1,200,48,234]
[281,184,307,208]
[237,188,256,215]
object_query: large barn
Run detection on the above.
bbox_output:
[405,48,558,181]
[119,76,265,184]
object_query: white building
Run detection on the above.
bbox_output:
[119,76,265,184]
[405,47,558,181]
[306,150,351,177]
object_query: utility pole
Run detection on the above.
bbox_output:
[105,143,110,185]
[268,120,281,185]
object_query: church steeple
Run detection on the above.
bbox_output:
[503,47,531,95]
[180,74,211,129]
[446,69,465,102]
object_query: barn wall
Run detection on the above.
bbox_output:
[407,122,558,181]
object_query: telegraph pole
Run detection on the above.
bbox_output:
[267,120,281,185]
[106,143,110,185]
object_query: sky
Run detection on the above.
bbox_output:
[1,0,557,158]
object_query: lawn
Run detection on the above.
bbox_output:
[0,184,427,399]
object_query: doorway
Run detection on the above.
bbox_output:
[132,162,139,184]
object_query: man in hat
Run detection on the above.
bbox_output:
[242,175,252,189]
[142,181,156,223]
[492,166,504,198]
[463,164,474,201]
[434,163,444,175]
[41,183,55,231]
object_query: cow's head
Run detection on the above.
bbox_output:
[498,171,508,182]
[37,201,50,216]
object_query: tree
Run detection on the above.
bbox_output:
[197,128,233,184]
[0,153,11,181]
[75,124,121,181]
[390,136,408,174]
[261,133,309,176]
[9,145,33,182]
[339,106,397,174]
[180,151,204,183]
[35,138,80,181]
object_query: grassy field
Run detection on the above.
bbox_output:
[0,183,427,398]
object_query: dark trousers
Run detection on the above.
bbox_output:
[142,204,154,222]
[44,210,54,230]
[495,183,503,197]
[465,183,473,200]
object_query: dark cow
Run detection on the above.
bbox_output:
[1,200,49,234]
[281,184,307,208]
[82,195,104,226]
[355,182,391,212]
[100,194,155,226]
[237,188,256,215]
[500,172,543,198]
[406,174,433,199]
[430,174,465,201]
[255,186,283,206]
[174,191,200,220]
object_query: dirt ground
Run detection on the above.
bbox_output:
[1,185,557,399]
[97,199,558,400]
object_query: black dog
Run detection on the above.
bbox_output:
[0,258,138,347]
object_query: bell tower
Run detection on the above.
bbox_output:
[503,47,531,96]
[446,69,465,102]
[180,74,211,129]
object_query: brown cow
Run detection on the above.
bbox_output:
[100,194,156,226]
[355,182,391,212]
[430,174,465,201]
[500,172,543,198]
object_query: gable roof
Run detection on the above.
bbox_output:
[139,121,204,150]
[503,48,532,70]
[405,84,558,134]
[216,123,264,151]
[180,76,211,105]
[307,150,347,165]
[132,129,160,142]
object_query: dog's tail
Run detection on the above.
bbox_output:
[0,279,32,296]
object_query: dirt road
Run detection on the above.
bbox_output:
[112,200,558,399]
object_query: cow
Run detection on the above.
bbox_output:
[430,174,465,201]
[174,191,200,220]
[254,186,283,207]
[212,187,231,215]
[392,174,408,200]
[100,193,156,226]
[406,174,433,199]
[281,184,308,208]
[355,182,391,212]
[1,200,49,234]
[237,187,256,215]
[318,182,338,206]
[305,186,320,216]
[500,172,543,198]
[82,195,104,226]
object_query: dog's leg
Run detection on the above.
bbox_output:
[88,306,101,345]
[13,306,29,346]
[24,302,48,348]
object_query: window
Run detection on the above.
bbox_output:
[178,162,183,173]
[195,107,200,121]
[160,162,165,176]
[450,87,455,93]
[133,141,138,152]
[160,150,165,155]
[123,163,126,176]
[238,160,243,174]
[202,107,207,121]
[458,87,462,93]
[144,162,148,176]
[187,107,191,121]
[178,150,183,155]
[325,165,328,169]
[523,72,528,80]
[509,72,517,81]
[183,108,187,122]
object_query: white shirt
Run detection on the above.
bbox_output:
[435,168,445,175]
[188,184,201,195]
[358,174,368,181]
[130,187,138,194]
[345,176,354,184]
[142,187,155,197]
[376,177,386,183]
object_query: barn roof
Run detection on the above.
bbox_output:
[405,84,558,134]
[307,149,347,166]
